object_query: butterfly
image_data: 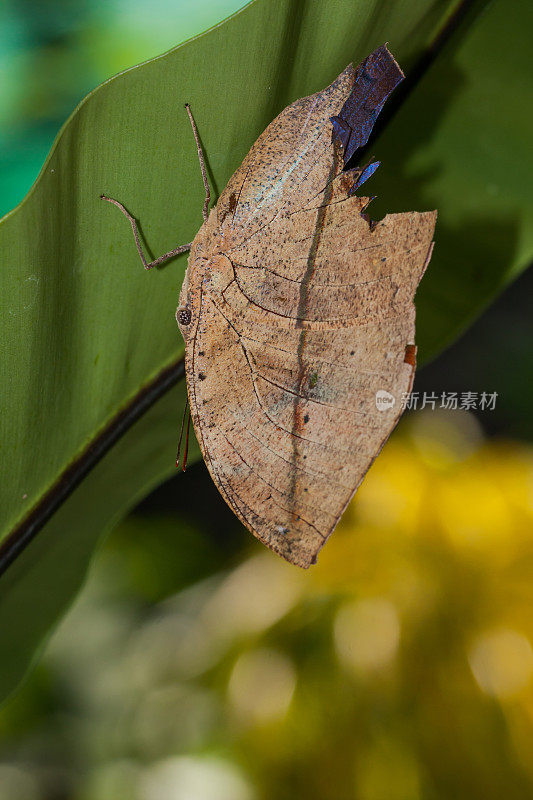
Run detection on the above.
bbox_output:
[102,45,436,568]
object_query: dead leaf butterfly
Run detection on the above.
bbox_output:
[102,45,436,568]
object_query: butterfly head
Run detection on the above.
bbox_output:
[177,307,192,326]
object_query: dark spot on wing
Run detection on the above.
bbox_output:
[404,344,417,367]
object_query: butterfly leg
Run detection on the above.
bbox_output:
[100,194,192,269]
[185,103,211,223]
[101,103,208,266]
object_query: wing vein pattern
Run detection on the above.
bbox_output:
[179,46,437,567]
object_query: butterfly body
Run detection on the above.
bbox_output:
[175,47,436,567]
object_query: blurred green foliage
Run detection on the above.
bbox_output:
[1,410,532,800]
[0,0,249,217]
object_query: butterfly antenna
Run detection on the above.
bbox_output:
[182,408,192,472]
[176,397,189,469]
[185,103,211,223]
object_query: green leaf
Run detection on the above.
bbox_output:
[0,0,530,704]
[369,0,533,361]
[0,383,196,701]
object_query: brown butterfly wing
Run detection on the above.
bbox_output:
[181,47,436,567]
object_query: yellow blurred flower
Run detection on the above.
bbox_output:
[309,410,533,586]
[469,628,533,699]
[228,648,296,725]
[334,597,401,675]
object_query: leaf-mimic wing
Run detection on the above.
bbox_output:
[180,46,436,567]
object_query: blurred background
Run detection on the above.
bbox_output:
[0,0,248,219]
[1,1,532,799]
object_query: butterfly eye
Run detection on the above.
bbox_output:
[177,307,192,325]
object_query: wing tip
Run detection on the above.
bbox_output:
[381,42,406,81]
[261,531,324,570]
[334,45,405,166]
